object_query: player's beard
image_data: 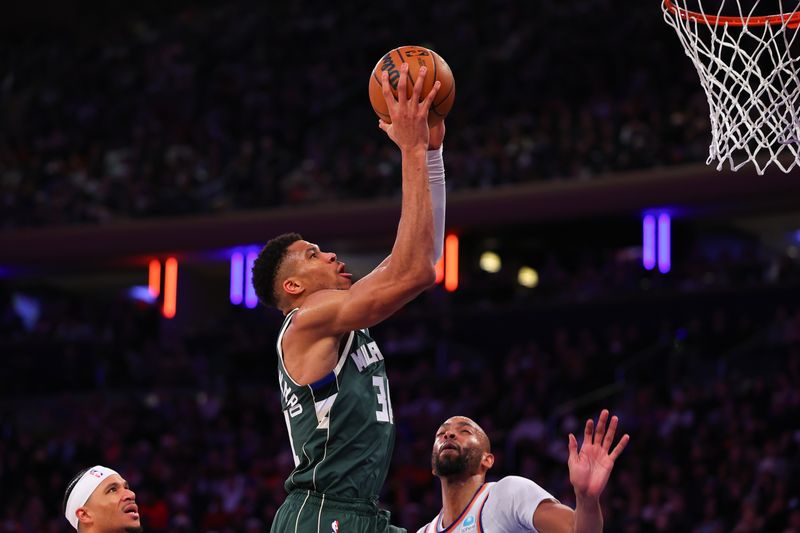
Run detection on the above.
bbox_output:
[125,527,144,532]
[432,446,482,478]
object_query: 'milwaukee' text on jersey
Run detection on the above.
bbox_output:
[276,308,396,499]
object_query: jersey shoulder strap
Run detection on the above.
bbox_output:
[277,308,357,385]
[276,308,300,384]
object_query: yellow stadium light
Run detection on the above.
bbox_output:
[518,266,539,288]
[479,251,501,273]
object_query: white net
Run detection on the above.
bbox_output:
[662,0,800,174]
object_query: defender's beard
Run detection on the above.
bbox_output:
[433,446,482,478]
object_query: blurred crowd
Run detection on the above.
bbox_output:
[0,0,711,229]
[3,4,798,530]
[1,237,799,532]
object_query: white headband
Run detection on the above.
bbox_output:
[65,466,119,530]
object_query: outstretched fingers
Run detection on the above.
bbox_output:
[593,409,609,446]
[603,415,619,451]
[610,434,630,461]
[582,418,594,451]
[568,433,578,460]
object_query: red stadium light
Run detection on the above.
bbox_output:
[148,259,161,298]
[444,234,459,292]
[162,257,178,319]
[435,256,444,284]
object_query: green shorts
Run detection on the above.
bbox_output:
[270,490,406,533]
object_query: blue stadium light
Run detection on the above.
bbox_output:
[642,214,656,270]
[12,292,41,331]
[128,286,157,304]
[245,251,259,308]
[230,252,244,305]
[658,213,671,273]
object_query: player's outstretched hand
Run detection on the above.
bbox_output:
[567,409,629,500]
[379,63,440,152]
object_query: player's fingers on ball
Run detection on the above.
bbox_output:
[411,66,427,104]
[396,63,409,103]
[610,434,630,460]
[603,416,618,450]
[421,80,441,113]
[380,72,396,106]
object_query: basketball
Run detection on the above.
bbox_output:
[369,45,455,126]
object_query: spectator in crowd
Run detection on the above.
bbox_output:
[1,1,710,229]
[1,239,798,531]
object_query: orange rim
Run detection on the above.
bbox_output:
[664,0,800,28]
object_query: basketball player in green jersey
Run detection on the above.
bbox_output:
[253,63,446,533]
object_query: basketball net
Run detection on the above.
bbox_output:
[663,0,800,174]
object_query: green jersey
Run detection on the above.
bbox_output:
[276,308,396,499]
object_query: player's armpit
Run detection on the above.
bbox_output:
[532,500,575,533]
[281,273,430,384]
[280,325,341,386]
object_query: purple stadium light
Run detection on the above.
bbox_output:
[128,286,157,304]
[245,251,258,308]
[643,214,656,270]
[230,251,244,305]
[658,213,671,273]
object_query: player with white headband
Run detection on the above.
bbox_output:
[62,465,141,532]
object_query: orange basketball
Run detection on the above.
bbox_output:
[369,45,455,126]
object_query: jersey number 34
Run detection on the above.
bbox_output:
[372,375,394,424]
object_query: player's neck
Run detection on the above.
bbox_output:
[284,295,306,313]
[439,474,485,528]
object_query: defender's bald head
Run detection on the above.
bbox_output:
[438,416,491,453]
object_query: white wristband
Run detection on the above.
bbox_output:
[427,145,446,262]
[427,145,445,184]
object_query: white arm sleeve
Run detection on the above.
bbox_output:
[488,476,558,532]
[427,145,446,263]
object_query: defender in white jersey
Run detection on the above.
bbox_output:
[417,410,629,533]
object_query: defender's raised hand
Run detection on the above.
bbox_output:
[379,63,440,151]
[568,409,630,500]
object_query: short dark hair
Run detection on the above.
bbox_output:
[63,467,90,513]
[252,232,303,308]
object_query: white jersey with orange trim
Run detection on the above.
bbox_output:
[416,476,557,533]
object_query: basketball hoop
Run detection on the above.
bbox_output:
[663,0,800,174]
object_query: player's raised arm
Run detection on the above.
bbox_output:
[296,63,442,335]
[259,47,452,533]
